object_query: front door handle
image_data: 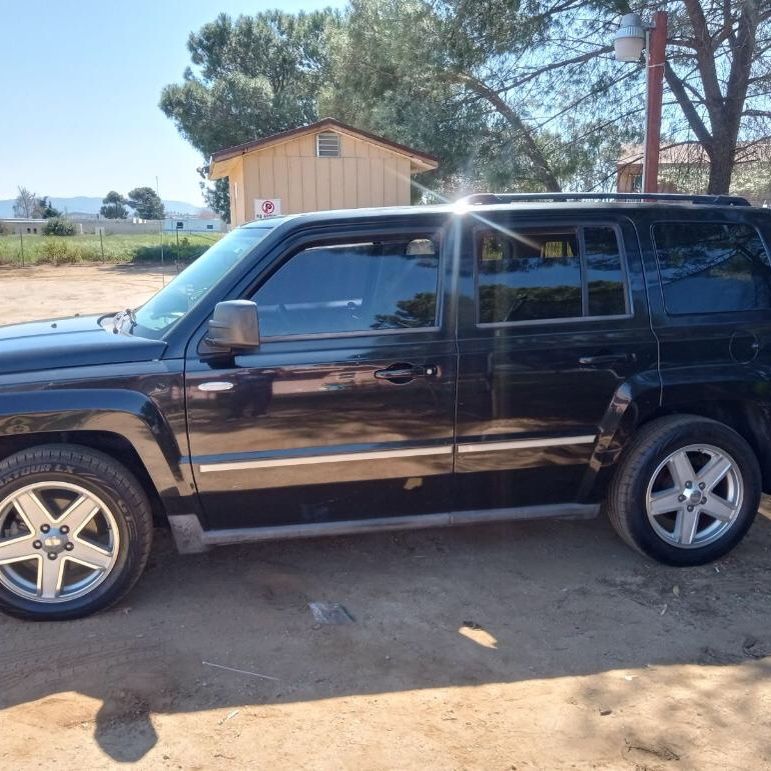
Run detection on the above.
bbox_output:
[578,353,636,367]
[373,363,434,383]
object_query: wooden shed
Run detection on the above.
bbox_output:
[208,118,439,226]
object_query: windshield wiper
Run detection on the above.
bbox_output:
[112,308,137,335]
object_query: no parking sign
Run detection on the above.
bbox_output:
[254,198,281,219]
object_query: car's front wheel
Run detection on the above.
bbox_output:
[0,445,153,620]
[607,415,761,566]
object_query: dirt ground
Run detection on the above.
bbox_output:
[1,264,771,769]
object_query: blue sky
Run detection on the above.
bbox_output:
[0,0,347,206]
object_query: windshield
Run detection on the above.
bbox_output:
[132,224,278,337]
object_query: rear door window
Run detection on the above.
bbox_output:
[476,225,627,324]
[653,222,771,315]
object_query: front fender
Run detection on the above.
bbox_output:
[0,388,195,513]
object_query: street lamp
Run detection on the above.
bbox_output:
[614,13,646,62]
[614,11,668,194]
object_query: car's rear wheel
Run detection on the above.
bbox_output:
[0,445,153,620]
[607,415,761,566]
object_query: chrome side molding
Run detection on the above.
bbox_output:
[197,435,597,473]
[198,445,453,473]
[456,435,596,454]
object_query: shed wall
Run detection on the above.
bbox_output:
[234,133,412,224]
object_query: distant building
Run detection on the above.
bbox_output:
[617,142,771,205]
[0,218,48,235]
[163,217,226,233]
[1,216,225,236]
[207,117,439,226]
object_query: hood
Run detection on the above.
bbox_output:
[0,315,167,376]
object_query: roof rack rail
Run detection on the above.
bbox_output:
[458,192,751,207]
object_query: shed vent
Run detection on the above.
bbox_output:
[316,131,341,157]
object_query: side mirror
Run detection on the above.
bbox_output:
[206,300,261,350]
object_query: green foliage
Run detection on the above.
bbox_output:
[132,242,210,263]
[0,232,222,266]
[322,0,492,197]
[161,9,340,221]
[160,10,340,158]
[326,0,645,195]
[100,190,129,220]
[42,217,77,236]
[39,240,82,264]
[201,178,230,223]
[128,186,165,219]
[36,196,61,218]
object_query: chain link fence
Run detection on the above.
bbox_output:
[0,229,223,268]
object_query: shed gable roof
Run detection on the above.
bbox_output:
[209,118,439,172]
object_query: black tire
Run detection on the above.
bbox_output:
[607,415,761,566]
[0,444,153,620]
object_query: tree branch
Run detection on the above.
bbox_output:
[664,61,714,152]
[682,0,726,127]
[450,71,562,191]
[502,45,613,90]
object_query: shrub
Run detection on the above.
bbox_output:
[133,243,209,264]
[39,240,80,264]
[0,221,9,236]
[43,217,77,236]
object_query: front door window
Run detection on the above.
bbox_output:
[252,235,441,338]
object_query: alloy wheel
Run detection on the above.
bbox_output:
[645,443,743,549]
[0,482,120,602]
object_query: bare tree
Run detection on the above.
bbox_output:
[12,187,36,218]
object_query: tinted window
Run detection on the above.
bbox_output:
[253,236,440,337]
[133,223,278,336]
[654,222,771,314]
[585,227,627,316]
[476,226,626,324]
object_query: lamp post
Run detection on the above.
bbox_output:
[614,11,668,194]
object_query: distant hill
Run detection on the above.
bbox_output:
[0,196,204,218]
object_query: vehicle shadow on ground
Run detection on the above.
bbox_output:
[2,509,771,762]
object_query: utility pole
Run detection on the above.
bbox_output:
[643,11,667,194]
[614,10,669,194]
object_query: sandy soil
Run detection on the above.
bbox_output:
[1,264,771,769]
[0,263,176,326]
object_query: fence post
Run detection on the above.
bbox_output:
[19,232,24,268]
[99,229,105,262]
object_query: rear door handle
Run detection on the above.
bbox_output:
[578,353,636,366]
[373,364,434,383]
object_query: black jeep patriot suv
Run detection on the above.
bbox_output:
[1,192,769,620]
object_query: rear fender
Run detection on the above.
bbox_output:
[577,372,661,499]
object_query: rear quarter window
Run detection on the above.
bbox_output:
[653,222,771,315]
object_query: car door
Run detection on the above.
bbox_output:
[454,209,659,512]
[185,215,458,530]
